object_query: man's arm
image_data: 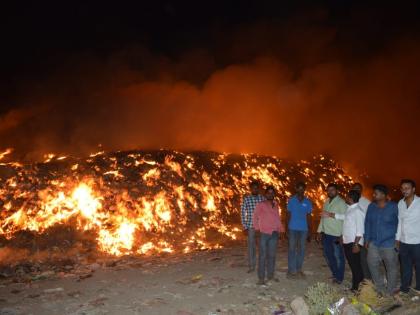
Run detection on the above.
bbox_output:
[253,204,260,231]
[395,205,401,242]
[355,210,365,241]
[240,197,248,228]
[317,219,323,233]
[278,205,285,233]
[317,201,326,235]
[333,213,345,220]
[393,203,400,248]
[364,207,371,247]
[286,200,291,225]
[322,199,346,220]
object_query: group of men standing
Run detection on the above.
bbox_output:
[241,179,420,297]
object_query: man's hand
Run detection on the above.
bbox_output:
[321,211,335,218]
[352,243,361,254]
[395,240,400,250]
[315,233,322,242]
[364,241,369,249]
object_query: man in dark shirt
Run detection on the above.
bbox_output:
[365,184,399,296]
[241,180,265,273]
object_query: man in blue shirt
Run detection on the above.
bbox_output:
[364,184,399,296]
[241,180,265,273]
[287,182,313,278]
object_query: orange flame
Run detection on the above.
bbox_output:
[0,150,354,256]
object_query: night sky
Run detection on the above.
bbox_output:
[1,1,420,185]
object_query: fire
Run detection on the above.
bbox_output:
[0,150,354,256]
[0,148,13,161]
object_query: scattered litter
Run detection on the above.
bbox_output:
[191,274,203,283]
[290,296,309,315]
[88,296,108,307]
[43,287,64,294]
[305,282,339,315]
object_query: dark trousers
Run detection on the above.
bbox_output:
[399,242,420,292]
[322,233,345,282]
[258,232,279,280]
[360,246,371,280]
[288,230,308,273]
[247,228,257,270]
[343,243,364,290]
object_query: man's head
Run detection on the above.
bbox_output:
[346,189,361,205]
[373,184,388,202]
[327,183,339,199]
[250,180,260,195]
[295,182,306,196]
[352,182,363,193]
[265,185,276,201]
[400,179,416,199]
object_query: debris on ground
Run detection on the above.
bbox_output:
[290,296,309,315]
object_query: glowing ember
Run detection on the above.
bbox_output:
[0,150,354,256]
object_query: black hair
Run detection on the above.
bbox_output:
[348,190,361,203]
[296,181,306,189]
[401,179,416,188]
[250,180,259,187]
[327,183,338,190]
[352,182,363,189]
[373,184,389,195]
[265,185,276,193]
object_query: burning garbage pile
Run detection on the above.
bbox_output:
[0,149,354,262]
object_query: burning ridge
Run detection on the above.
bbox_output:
[0,149,353,259]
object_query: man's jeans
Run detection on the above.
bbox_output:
[367,243,398,295]
[399,242,420,293]
[343,243,364,290]
[247,228,257,270]
[360,246,372,280]
[258,232,279,280]
[288,230,307,273]
[322,233,345,282]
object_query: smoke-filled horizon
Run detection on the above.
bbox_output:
[1,3,420,186]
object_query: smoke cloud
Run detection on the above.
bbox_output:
[1,17,420,186]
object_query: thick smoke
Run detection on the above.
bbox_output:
[1,20,420,186]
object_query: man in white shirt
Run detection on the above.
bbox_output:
[352,182,371,280]
[352,183,370,214]
[396,179,420,294]
[342,190,365,291]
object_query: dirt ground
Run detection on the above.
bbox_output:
[1,241,419,315]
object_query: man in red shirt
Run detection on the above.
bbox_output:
[253,186,284,285]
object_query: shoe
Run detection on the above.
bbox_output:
[247,268,255,273]
[297,271,306,279]
[257,279,265,285]
[410,287,420,295]
[286,272,297,279]
[332,279,342,285]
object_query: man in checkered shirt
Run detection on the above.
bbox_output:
[241,180,265,273]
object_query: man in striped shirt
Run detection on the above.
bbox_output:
[241,180,265,273]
